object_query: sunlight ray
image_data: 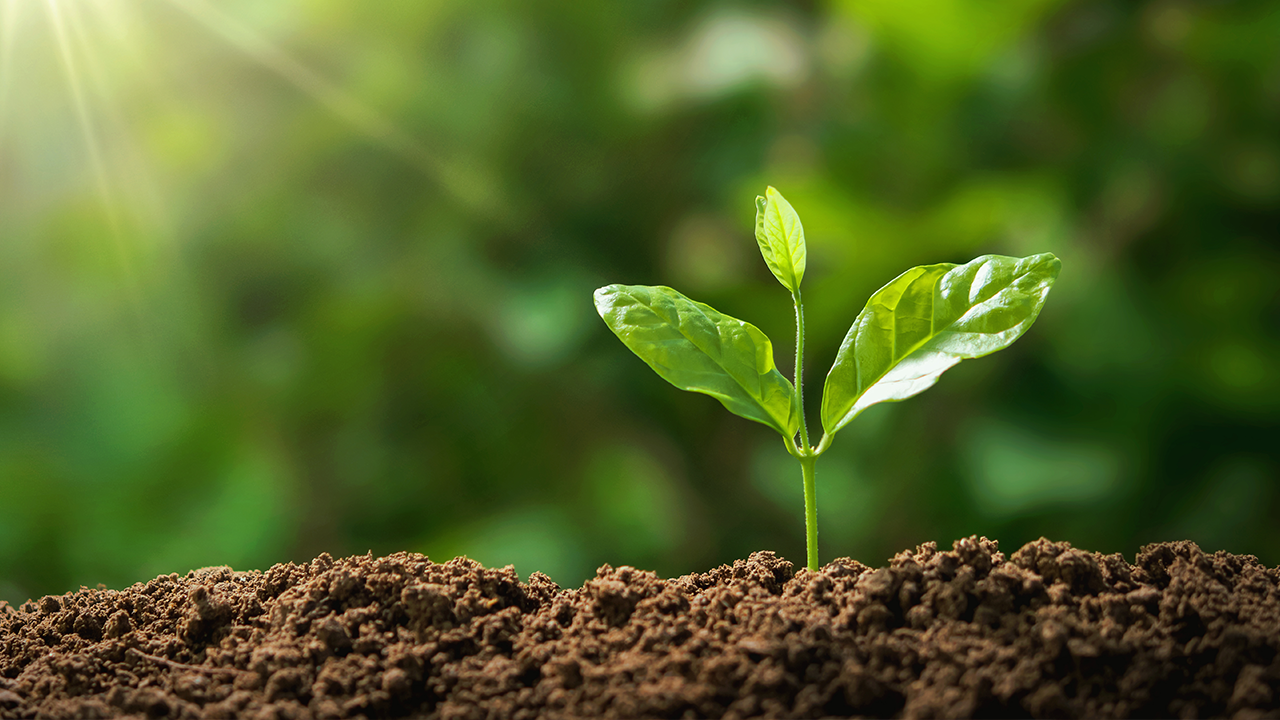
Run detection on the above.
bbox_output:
[162,0,507,221]
[71,0,180,245]
[0,0,20,143]
[63,0,154,217]
[64,0,214,367]
[44,0,142,304]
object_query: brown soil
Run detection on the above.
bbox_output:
[1,537,1277,719]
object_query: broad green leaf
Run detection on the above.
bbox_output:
[754,186,806,293]
[820,253,1061,437]
[594,284,799,437]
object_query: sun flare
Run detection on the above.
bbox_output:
[0,0,499,339]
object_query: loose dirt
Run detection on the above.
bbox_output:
[1,537,1277,718]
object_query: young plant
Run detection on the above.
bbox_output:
[594,188,1060,570]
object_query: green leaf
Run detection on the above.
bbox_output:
[754,186,807,294]
[820,253,1061,437]
[594,284,799,437]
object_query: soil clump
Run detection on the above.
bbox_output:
[2,537,1278,718]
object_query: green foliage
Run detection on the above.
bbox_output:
[1,0,1276,604]
[597,189,1059,568]
[593,284,799,437]
[754,186,807,294]
[822,254,1061,438]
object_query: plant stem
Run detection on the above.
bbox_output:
[792,290,810,452]
[792,288,818,570]
[801,455,818,570]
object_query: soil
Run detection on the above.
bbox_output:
[1,537,1277,719]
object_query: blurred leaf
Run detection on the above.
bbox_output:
[584,442,686,563]
[837,0,1063,80]
[960,417,1121,516]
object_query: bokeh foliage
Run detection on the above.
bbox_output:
[0,0,1277,605]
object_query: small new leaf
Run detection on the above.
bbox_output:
[594,284,800,437]
[820,253,1061,437]
[754,187,806,294]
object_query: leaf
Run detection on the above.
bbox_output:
[594,284,799,437]
[754,186,807,294]
[820,253,1061,437]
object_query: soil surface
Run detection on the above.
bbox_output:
[1,537,1278,719]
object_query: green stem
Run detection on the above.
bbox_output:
[801,455,818,570]
[792,288,818,569]
[792,290,810,452]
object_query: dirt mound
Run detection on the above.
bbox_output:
[2,537,1277,718]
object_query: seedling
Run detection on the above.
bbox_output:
[594,187,1060,570]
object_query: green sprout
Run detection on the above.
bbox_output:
[594,187,1060,570]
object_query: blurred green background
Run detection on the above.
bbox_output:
[1,0,1278,605]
